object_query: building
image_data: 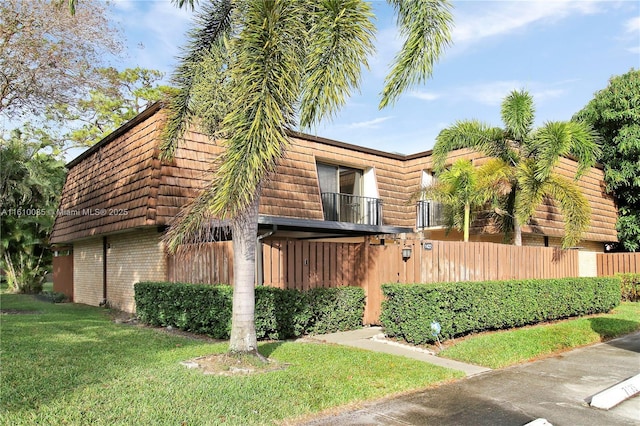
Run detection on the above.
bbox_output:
[50,103,618,312]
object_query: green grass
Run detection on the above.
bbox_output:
[439,302,640,369]
[0,294,462,425]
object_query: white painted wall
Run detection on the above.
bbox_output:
[363,167,379,198]
[578,251,598,277]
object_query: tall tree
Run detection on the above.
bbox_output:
[0,130,66,293]
[0,0,122,119]
[161,0,453,356]
[573,69,640,252]
[49,67,175,149]
[433,90,600,248]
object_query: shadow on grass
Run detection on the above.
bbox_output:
[258,341,285,358]
[588,317,640,352]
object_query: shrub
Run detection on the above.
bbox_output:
[134,282,365,340]
[381,277,621,345]
[618,273,640,302]
[39,291,68,303]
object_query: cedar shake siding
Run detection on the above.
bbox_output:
[52,104,618,249]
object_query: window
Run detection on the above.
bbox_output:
[316,163,362,196]
[316,162,381,225]
[417,170,445,228]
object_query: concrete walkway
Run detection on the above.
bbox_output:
[310,327,491,377]
[301,332,640,426]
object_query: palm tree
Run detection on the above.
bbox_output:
[418,159,503,242]
[158,0,454,355]
[432,90,600,248]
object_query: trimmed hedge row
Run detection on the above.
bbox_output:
[134,282,365,340]
[381,277,621,344]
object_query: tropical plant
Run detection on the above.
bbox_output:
[573,69,640,252]
[159,0,453,355]
[0,131,66,293]
[417,159,503,242]
[432,90,600,248]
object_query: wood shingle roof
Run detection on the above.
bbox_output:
[51,104,619,245]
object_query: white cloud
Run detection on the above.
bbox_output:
[410,91,441,101]
[625,16,640,33]
[452,0,605,45]
[627,46,640,54]
[347,116,394,129]
[411,81,567,106]
[461,81,526,105]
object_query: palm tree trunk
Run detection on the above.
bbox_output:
[463,202,470,242]
[229,195,260,355]
[513,217,523,246]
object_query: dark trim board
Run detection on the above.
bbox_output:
[258,215,413,237]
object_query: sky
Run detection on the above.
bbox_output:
[110,0,640,156]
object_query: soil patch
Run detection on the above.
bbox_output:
[181,353,290,376]
[1,309,41,315]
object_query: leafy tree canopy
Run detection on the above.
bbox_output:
[6,67,173,157]
[0,0,122,119]
[574,69,640,251]
[47,67,176,149]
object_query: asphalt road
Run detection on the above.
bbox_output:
[302,332,640,426]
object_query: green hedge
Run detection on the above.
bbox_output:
[134,282,365,340]
[619,273,640,302]
[381,277,621,345]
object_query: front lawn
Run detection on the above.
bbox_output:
[439,302,640,368]
[0,294,461,425]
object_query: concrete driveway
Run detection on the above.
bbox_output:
[301,332,640,426]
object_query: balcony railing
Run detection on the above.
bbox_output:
[321,193,382,226]
[416,200,446,228]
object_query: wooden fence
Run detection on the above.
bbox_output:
[166,239,581,324]
[166,242,234,284]
[596,253,640,276]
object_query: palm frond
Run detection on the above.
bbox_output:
[159,0,234,161]
[565,121,601,178]
[172,0,199,10]
[209,0,306,219]
[379,0,453,108]
[432,120,505,173]
[530,121,601,182]
[299,0,375,128]
[514,160,547,227]
[529,121,572,182]
[163,166,230,254]
[476,158,513,199]
[501,89,534,143]
[189,43,232,138]
[544,174,591,248]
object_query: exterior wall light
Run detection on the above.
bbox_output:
[402,246,412,261]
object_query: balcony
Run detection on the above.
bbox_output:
[416,200,446,228]
[321,193,382,226]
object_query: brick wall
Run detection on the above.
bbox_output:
[107,228,165,312]
[106,228,165,312]
[73,239,104,307]
[73,229,166,312]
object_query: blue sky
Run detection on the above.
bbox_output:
[112,0,640,155]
